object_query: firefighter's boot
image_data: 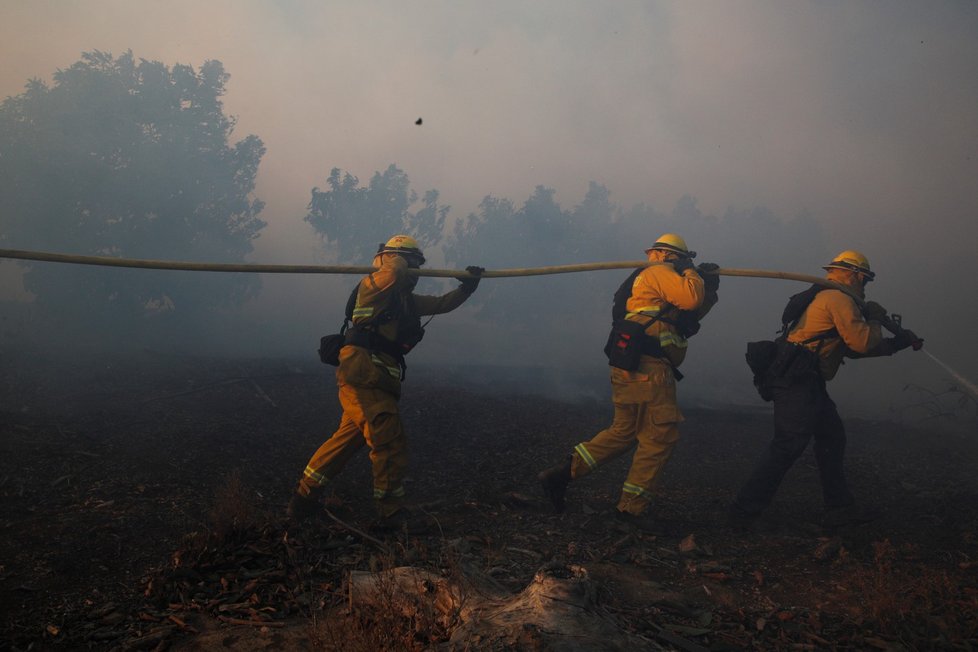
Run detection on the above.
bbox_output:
[370,508,434,535]
[612,509,675,536]
[539,457,573,513]
[287,487,322,521]
[821,503,881,528]
[726,504,759,533]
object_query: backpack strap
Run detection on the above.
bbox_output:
[341,282,360,334]
[776,286,839,362]
[611,268,644,322]
[606,268,684,380]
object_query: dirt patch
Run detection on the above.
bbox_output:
[2,347,977,650]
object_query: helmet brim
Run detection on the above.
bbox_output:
[823,263,874,280]
[646,245,696,259]
[382,248,426,266]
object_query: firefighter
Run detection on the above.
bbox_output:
[538,234,719,530]
[730,250,920,529]
[288,235,483,530]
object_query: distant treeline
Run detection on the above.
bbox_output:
[0,51,830,345]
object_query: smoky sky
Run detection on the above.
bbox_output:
[3,2,975,242]
[2,1,977,410]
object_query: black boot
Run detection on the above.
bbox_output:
[822,503,881,528]
[538,457,572,513]
[726,503,759,533]
[612,509,670,535]
[370,508,435,535]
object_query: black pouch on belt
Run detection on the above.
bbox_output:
[318,333,346,366]
[745,339,778,401]
[604,319,649,371]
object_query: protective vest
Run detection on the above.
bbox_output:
[745,285,832,394]
[345,282,425,360]
[745,278,883,399]
[623,263,706,368]
[337,254,472,380]
[605,264,706,373]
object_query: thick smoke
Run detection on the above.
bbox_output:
[2,2,976,428]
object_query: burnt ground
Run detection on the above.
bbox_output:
[1,347,977,651]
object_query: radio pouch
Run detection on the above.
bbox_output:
[318,333,346,366]
[604,319,649,371]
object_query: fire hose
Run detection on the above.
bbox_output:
[0,247,923,345]
[7,247,977,400]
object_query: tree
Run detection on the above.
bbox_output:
[444,186,586,325]
[305,164,446,263]
[0,50,266,331]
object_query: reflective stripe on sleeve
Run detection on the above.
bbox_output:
[352,306,374,318]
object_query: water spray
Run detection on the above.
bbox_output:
[922,351,978,401]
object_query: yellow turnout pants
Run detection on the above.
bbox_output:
[570,358,683,515]
[298,346,407,517]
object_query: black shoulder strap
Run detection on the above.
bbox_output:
[778,284,840,346]
[345,278,411,338]
[340,281,361,334]
[611,267,645,322]
[606,267,685,380]
[612,266,681,327]
[344,282,360,321]
[778,284,823,337]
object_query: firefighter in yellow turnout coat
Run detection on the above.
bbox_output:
[539,234,719,527]
[288,235,482,526]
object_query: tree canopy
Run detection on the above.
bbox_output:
[0,50,266,329]
[305,164,447,263]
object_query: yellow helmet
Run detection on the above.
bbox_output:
[379,234,426,265]
[823,250,874,280]
[645,233,696,259]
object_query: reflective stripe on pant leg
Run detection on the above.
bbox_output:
[374,485,406,500]
[574,443,598,469]
[303,466,328,486]
[299,410,365,495]
[369,414,407,512]
[617,362,681,515]
[356,387,407,515]
[374,486,406,518]
[617,419,679,515]
[570,400,642,479]
[365,410,406,500]
[622,482,652,500]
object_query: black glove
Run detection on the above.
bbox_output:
[696,262,720,292]
[892,329,919,352]
[671,256,695,274]
[862,300,887,322]
[457,265,484,294]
